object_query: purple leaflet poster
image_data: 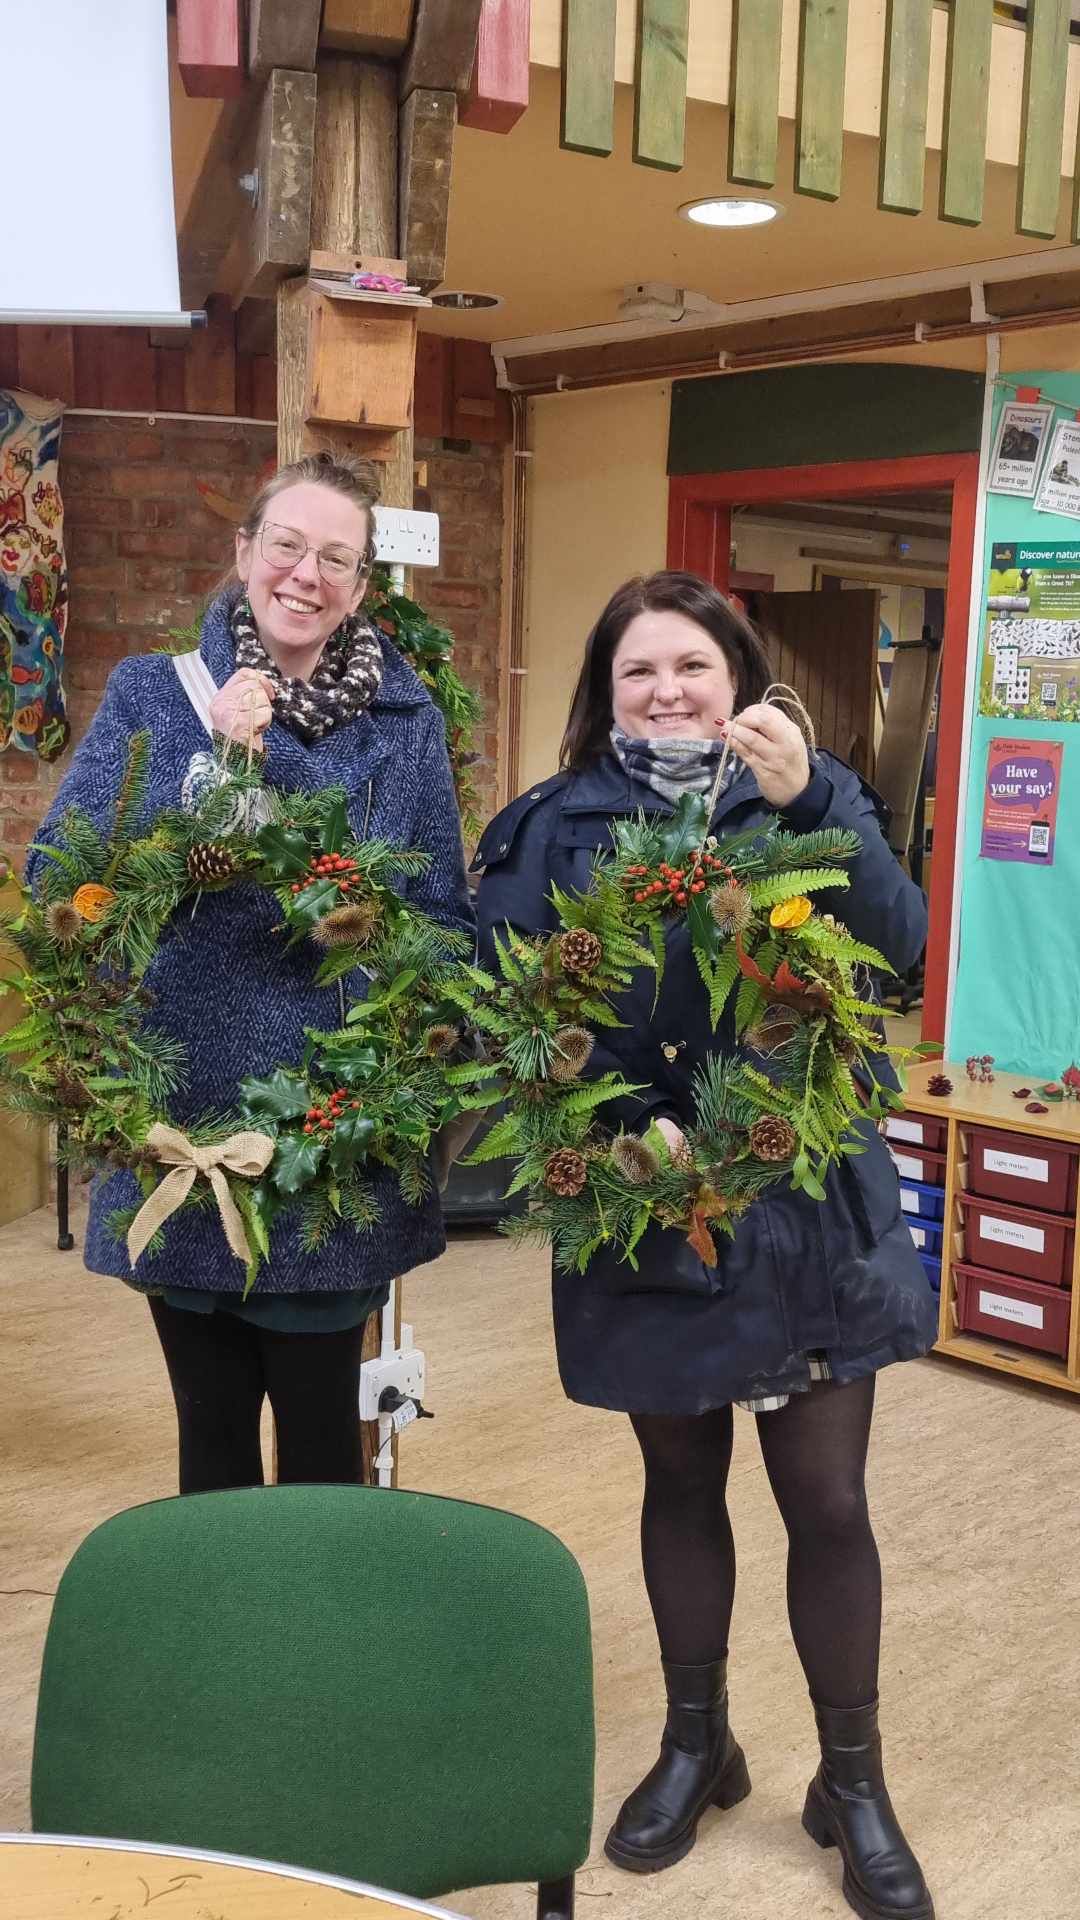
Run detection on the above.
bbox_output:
[980,737,1064,864]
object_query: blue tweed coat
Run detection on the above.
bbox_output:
[27,593,475,1298]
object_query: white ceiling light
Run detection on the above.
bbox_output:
[431,289,502,310]
[679,197,784,228]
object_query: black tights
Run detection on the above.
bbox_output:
[149,1298,366,1495]
[629,1377,881,1708]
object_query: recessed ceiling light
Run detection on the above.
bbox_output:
[430,290,502,310]
[679,197,784,228]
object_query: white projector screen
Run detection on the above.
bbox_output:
[1,0,182,321]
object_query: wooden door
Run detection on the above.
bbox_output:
[748,588,880,778]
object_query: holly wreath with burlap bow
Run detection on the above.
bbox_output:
[0,741,916,1284]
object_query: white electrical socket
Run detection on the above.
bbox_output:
[359,1336,427,1422]
[373,506,440,568]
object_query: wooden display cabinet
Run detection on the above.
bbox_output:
[904,1061,1080,1397]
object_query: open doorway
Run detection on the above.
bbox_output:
[667,452,980,1044]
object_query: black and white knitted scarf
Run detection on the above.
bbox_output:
[231,596,383,745]
[610,725,741,808]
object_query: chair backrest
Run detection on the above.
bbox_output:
[31,1485,595,1900]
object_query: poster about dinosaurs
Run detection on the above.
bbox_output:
[1036,419,1080,520]
[980,541,1080,721]
[988,401,1054,497]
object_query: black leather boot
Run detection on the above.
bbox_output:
[803,1700,934,1919]
[604,1658,750,1873]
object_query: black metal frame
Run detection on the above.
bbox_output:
[56,1124,74,1251]
[537,1876,575,1919]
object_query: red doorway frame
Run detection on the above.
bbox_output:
[667,452,980,1045]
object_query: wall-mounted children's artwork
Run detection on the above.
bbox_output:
[1035,418,1080,520]
[988,400,1054,497]
[980,736,1063,865]
[0,389,69,763]
[980,540,1080,720]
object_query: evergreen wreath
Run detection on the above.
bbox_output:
[0,753,917,1284]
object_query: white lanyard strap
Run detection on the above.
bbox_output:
[172,648,220,738]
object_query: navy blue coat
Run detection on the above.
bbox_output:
[28,592,475,1300]
[473,751,939,1415]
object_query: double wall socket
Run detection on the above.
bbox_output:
[359,1325,427,1422]
[373,506,440,568]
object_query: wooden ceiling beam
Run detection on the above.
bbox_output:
[179,72,316,309]
[399,88,457,289]
[400,0,484,99]
[460,0,531,135]
[177,0,245,97]
[249,0,321,77]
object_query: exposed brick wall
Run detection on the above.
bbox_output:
[416,435,506,830]
[1,418,507,868]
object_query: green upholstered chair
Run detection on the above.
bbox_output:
[31,1485,595,1919]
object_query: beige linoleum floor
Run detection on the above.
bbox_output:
[2,1200,1078,1918]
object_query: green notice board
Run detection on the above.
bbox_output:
[668,364,984,475]
[950,372,1080,1079]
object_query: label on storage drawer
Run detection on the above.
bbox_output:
[983,1146,1049,1184]
[888,1118,925,1145]
[978,1214,1045,1254]
[892,1152,925,1179]
[978,1288,1044,1331]
[908,1224,927,1248]
[900,1189,919,1214]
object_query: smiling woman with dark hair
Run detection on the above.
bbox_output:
[474,569,936,1920]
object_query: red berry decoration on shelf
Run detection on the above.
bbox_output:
[1012,1088,1032,1099]
[1026,1102,1049,1115]
[926,1074,953,1097]
[1062,1064,1080,1101]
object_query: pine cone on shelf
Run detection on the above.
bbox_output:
[926,1074,953,1097]
[749,1114,799,1162]
[543,1147,589,1197]
[186,842,238,887]
[558,928,603,978]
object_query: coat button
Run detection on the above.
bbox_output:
[530,790,541,798]
[500,842,508,853]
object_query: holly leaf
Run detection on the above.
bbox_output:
[327,1107,377,1171]
[270,1131,326,1193]
[319,794,350,854]
[687,889,722,961]
[285,876,341,934]
[313,1043,379,1085]
[239,1068,310,1123]
[254,823,310,879]
[657,792,710,867]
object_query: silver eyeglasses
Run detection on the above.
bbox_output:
[259,522,369,584]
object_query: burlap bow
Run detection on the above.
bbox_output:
[127,1124,275,1268]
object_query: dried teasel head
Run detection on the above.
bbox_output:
[708,881,752,938]
[550,1026,595,1083]
[46,901,83,946]
[312,901,381,948]
[610,1134,660,1185]
[423,1023,460,1059]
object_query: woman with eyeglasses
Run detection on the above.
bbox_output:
[27,452,474,1494]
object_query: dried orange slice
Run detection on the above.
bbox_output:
[769,895,812,931]
[72,883,116,923]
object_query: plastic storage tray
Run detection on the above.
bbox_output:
[906,1214,943,1256]
[957,1191,1074,1289]
[920,1251,942,1292]
[953,1261,1071,1359]
[965,1125,1078,1216]
[899,1178,946,1222]
[887,1113,947,1154]
[888,1143,948,1187]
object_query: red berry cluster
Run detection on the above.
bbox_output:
[303,1087,362,1135]
[290,851,359,898]
[624,849,731,909]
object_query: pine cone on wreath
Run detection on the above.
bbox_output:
[186,842,238,887]
[53,1070,91,1112]
[544,1147,589,1196]
[558,928,603,978]
[749,1114,799,1163]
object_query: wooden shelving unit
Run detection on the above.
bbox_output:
[904,1060,1080,1398]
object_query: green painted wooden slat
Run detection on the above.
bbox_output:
[940,0,993,226]
[796,0,849,202]
[878,0,933,215]
[561,0,617,157]
[729,0,782,189]
[1018,0,1070,239]
[634,0,690,171]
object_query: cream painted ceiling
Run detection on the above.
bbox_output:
[169,59,1078,356]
